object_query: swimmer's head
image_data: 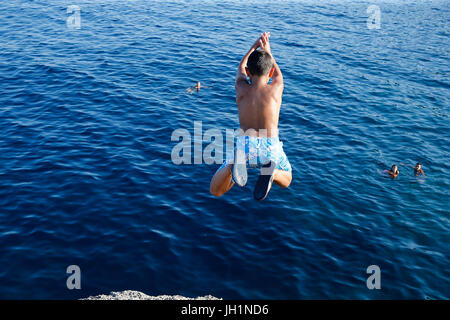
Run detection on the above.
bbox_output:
[391,165,399,174]
[246,50,274,78]
[415,162,421,170]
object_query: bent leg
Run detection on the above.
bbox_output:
[266,138,291,188]
[273,169,292,188]
[210,164,235,197]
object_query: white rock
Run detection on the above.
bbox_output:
[82,290,221,300]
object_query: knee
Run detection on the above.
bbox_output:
[280,172,292,188]
[280,178,292,188]
[274,170,292,188]
[286,172,293,186]
[209,183,224,197]
[284,177,292,188]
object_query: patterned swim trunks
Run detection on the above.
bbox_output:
[217,136,292,173]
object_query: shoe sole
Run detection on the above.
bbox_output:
[232,148,247,187]
[253,161,276,201]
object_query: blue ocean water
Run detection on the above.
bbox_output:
[0,0,449,299]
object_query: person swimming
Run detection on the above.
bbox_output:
[401,162,425,176]
[414,163,425,176]
[209,32,292,201]
[385,164,399,178]
[186,81,203,93]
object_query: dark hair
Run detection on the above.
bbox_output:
[416,162,421,166]
[247,50,273,76]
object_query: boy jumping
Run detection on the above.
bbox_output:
[209,32,292,201]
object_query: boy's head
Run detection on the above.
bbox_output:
[391,165,399,173]
[246,49,274,78]
[415,162,422,170]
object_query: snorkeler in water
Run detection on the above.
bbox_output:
[186,81,210,94]
[401,162,425,177]
[384,164,399,178]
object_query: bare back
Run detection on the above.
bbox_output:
[236,81,283,137]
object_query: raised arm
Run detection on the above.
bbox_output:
[259,32,283,88]
[235,36,263,89]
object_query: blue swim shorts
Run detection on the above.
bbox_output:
[217,136,292,173]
